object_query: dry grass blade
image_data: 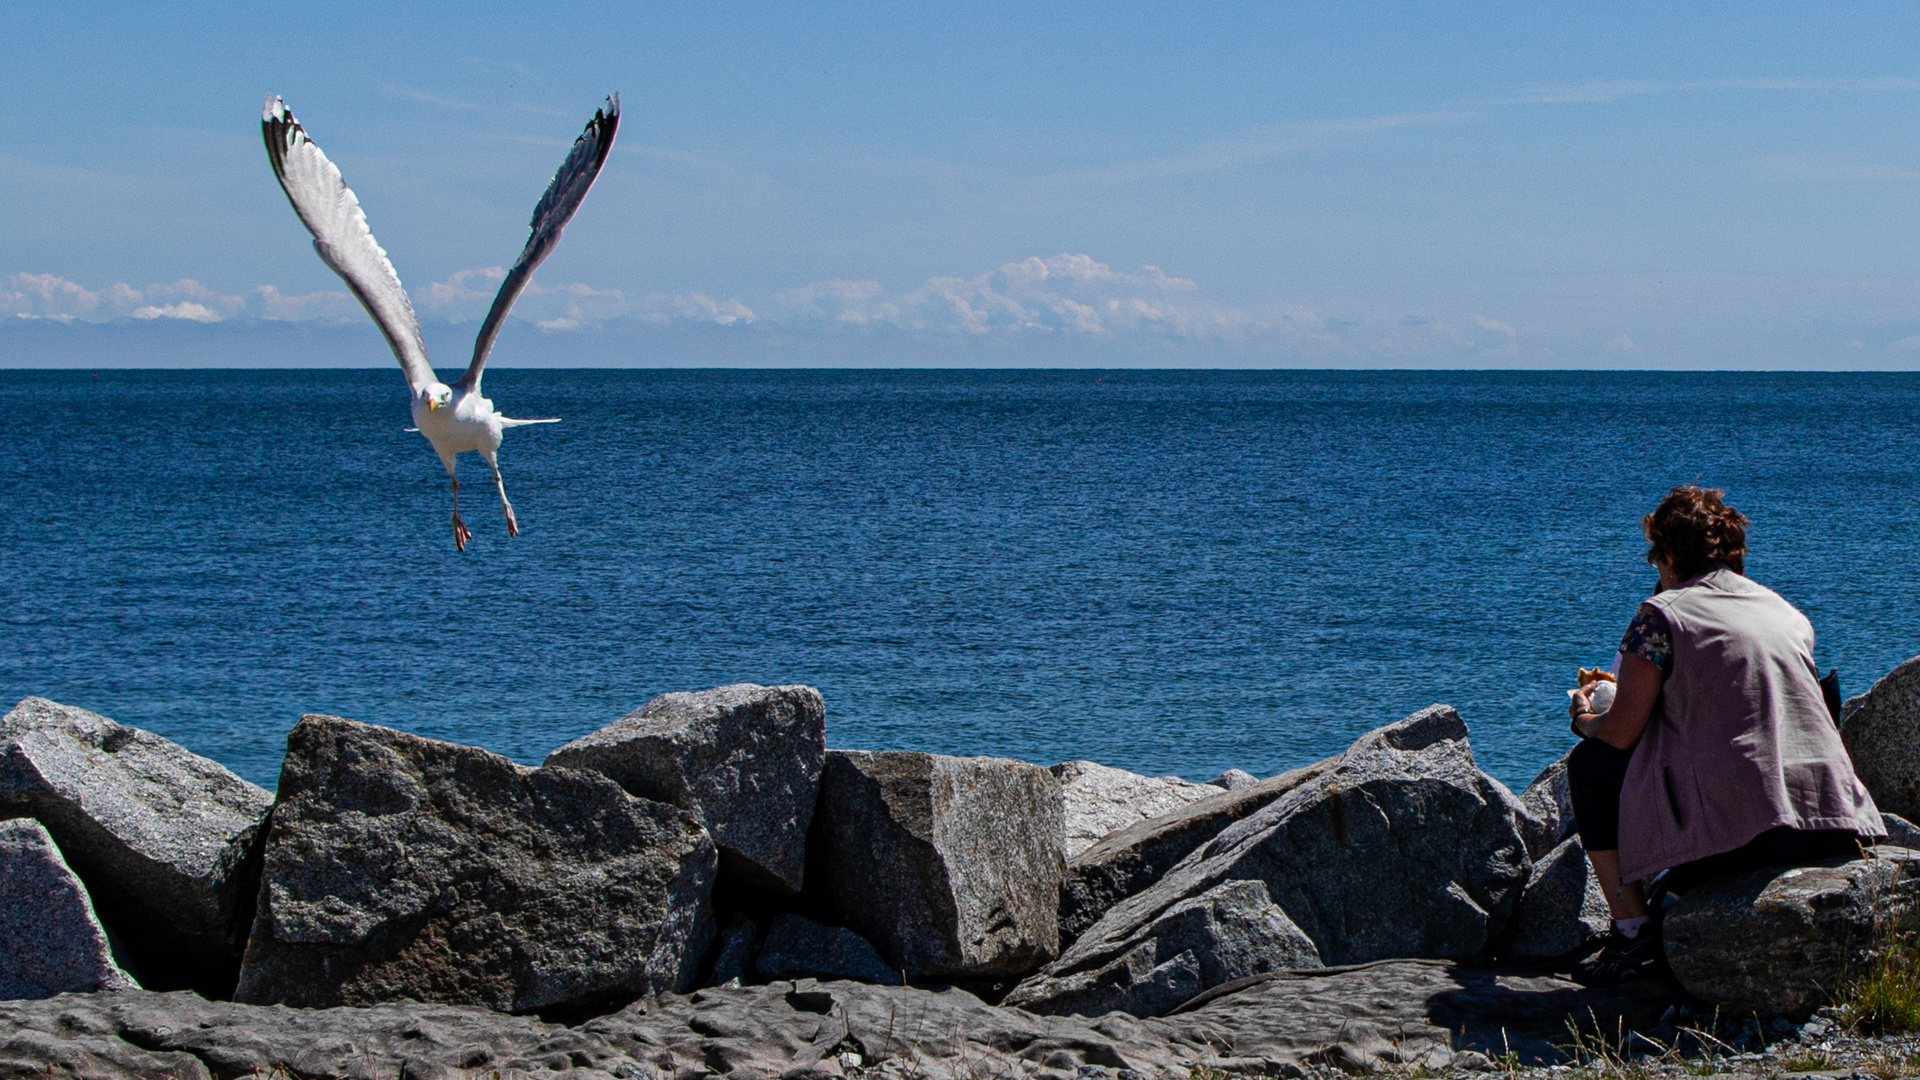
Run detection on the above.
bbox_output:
[1833,919,1920,1033]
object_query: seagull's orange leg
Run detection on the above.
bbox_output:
[448,470,472,551]
[483,452,520,537]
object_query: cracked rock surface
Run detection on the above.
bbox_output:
[0,817,139,999]
[806,750,1063,980]
[547,684,826,895]
[234,714,718,1014]
[0,697,270,997]
[1023,705,1531,1014]
[0,961,1683,1079]
[1051,760,1224,861]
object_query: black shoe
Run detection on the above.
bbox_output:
[1572,924,1666,987]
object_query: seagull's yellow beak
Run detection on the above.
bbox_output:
[426,399,443,411]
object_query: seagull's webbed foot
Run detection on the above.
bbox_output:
[504,509,521,538]
[452,512,473,552]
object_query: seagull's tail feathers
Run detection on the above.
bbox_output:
[500,416,561,427]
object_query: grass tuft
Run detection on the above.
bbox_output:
[1833,913,1920,1034]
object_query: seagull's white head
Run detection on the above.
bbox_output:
[419,382,453,412]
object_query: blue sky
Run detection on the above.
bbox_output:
[6,2,1920,367]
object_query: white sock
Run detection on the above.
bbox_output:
[1615,916,1650,939]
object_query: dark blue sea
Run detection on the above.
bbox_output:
[3,368,1917,792]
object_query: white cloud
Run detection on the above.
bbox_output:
[421,266,507,317]
[3,258,1534,363]
[772,279,893,325]
[256,284,359,322]
[765,254,1537,361]
[1472,315,1518,355]
[141,279,246,320]
[2,273,240,322]
[132,302,220,322]
[419,267,754,331]
[1888,335,1920,352]
[1608,334,1642,354]
[777,254,1257,340]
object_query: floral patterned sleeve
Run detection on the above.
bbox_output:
[1619,602,1674,676]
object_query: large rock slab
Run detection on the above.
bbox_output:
[1210,768,1258,790]
[1664,849,1920,1018]
[1051,760,1224,859]
[547,683,826,894]
[0,960,1684,1078]
[1024,705,1531,1008]
[1058,757,1338,946]
[807,750,1062,980]
[0,696,270,996]
[1881,812,1920,850]
[235,714,718,1013]
[756,913,901,985]
[1515,751,1575,860]
[1842,654,1920,821]
[1148,959,1681,1073]
[0,817,138,999]
[1496,834,1610,959]
[0,988,638,1080]
[1003,878,1321,1018]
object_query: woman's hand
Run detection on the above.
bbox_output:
[1568,687,1593,735]
[1580,653,1664,750]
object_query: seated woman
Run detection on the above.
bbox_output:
[1565,484,1884,985]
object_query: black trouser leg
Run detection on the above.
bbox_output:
[1566,736,1635,853]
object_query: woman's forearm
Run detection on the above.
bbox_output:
[1577,652,1665,750]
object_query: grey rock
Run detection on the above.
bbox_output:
[708,915,761,986]
[0,988,635,1079]
[757,914,901,985]
[0,817,138,999]
[1155,961,1679,1072]
[1879,812,1920,850]
[234,713,718,1013]
[1515,752,1576,860]
[1003,878,1321,1018]
[1058,757,1338,946]
[547,683,826,894]
[1050,760,1225,859]
[1209,769,1258,791]
[807,750,1063,980]
[0,960,1684,1078]
[1028,705,1531,1002]
[0,696,271,995]
[1840,654,1920,821]
[1664,849,1920,1018]
[1496,835,1610,959]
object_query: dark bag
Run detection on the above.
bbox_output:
[1819,669,1842,726]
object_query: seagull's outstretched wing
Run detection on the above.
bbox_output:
[262,96,435,394]
[458,94,620,395]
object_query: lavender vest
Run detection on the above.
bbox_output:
[1618,568,1883,881]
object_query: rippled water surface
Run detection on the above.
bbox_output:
[4,368,1917,791]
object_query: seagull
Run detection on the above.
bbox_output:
[262,93,620,550]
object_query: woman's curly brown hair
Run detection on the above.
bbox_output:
[1644,485,1748,580]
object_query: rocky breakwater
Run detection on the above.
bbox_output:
[546,683,826,895]
[1843,654,1920,822]
[233,714,719,1013]
[9,651,1920,1078]
[0,697,270,996]
[1664,847,1920,1018]
[806,749,1065,982]
[1006,705,1535,1018]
